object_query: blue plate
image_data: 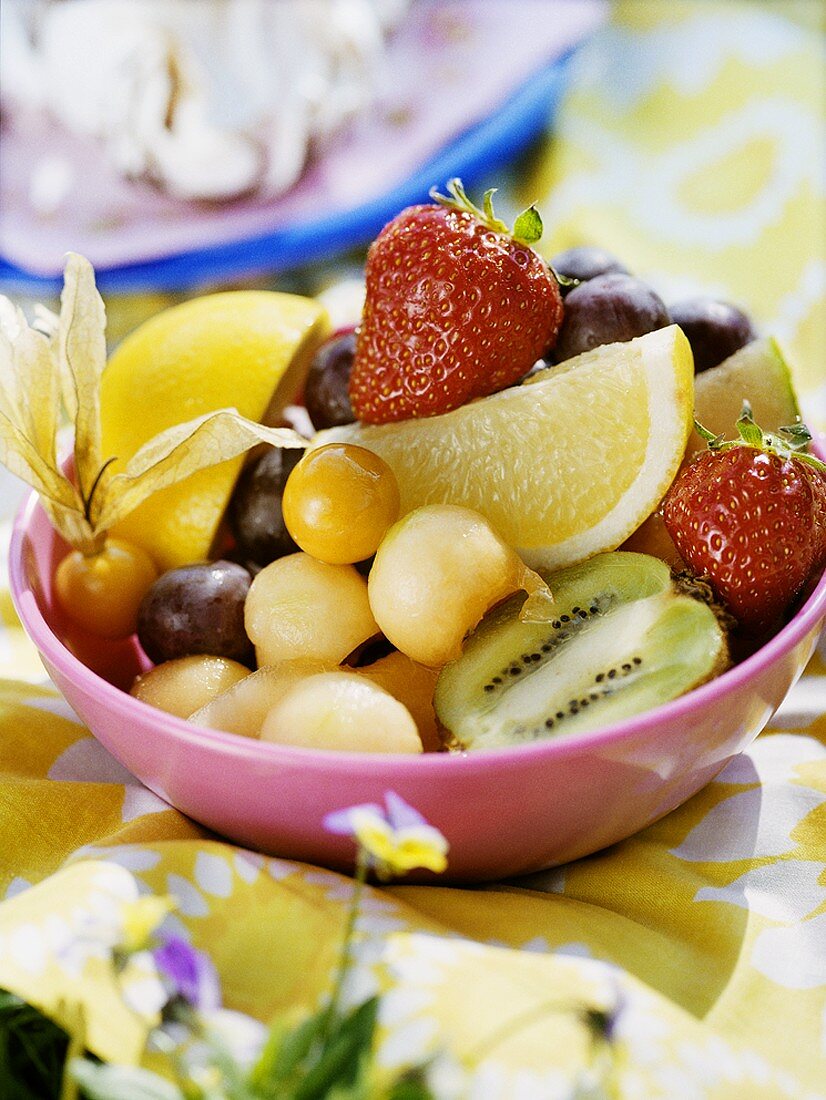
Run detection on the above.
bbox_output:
[0,51,574,295]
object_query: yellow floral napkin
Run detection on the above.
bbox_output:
[531,0,825,436]
[1,2,825,1096]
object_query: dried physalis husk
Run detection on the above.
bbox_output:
[0,253,307,635]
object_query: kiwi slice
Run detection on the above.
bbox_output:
[434,552,728,751]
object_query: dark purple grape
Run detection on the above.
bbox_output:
[304,329,357,430]
[550,246,629,294]
[137,561,253,666]
[554,273,670,362]
[354,555,374,578]
[668,298,756,373]
[224,551,263,578]
[228,447,303,566]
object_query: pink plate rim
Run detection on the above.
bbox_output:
[9,484,826,774]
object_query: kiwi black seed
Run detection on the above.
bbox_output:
[433,552,729,752]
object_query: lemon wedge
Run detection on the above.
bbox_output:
[316,325,694,570]
[100,291,329,570]
[690,336,800,458]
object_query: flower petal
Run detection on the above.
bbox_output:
[388,826,449,874]
[120,950,167,1020]
[153,936,221,1012]
[200,1008,267,1072]
[384,790,429,831]
[323,802,385,837]
[121,895,176,953]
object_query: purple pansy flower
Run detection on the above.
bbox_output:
[153,935,221,1012]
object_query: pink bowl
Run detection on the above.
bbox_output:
[9,489,826,883]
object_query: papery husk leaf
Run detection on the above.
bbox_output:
[93,409,306,533]
[40,498,99,554]
[0,301,87,546]
[59,253,107,509]
[0,414,93,550]
[32,303,60,340]
[0,312,26,428]
[0,412,81,513]
[15,325,61,471]
[0,295,24,341]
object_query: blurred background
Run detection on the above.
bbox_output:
[0,0,823,422]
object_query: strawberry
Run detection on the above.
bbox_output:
[349,179,563,424]
[662,405,826,631]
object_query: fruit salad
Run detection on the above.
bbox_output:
[1,182,824,756]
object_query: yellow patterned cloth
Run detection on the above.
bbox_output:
[1,3,825,1097]
[531,0,826,437]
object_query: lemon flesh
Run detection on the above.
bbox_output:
[316,326,694,571]
[100,291,329,571]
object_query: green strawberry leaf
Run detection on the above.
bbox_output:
[693,418,726,449]
[430,178,541,241]
[695,404,826,471]
[736,402,764,448]
[778,421,813,450]
[512,205,543,246]
[790,450,826,472]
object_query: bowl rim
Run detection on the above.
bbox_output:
[9,485,826,774]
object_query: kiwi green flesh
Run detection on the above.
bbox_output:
[434,552,728,751]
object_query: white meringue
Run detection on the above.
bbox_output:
[1,0,407,203]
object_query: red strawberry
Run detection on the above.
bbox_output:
[662,406,826,631]
[349,179,563,424]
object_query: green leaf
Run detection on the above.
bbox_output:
[791,450,826,472]
[512,205,543,246]
[316,1055,374,1100]
[292,998,379,1100]
[247,1016,292,1091]
[693,418,726,449]
[385,1066,437,1099]
[778,421,813,449]
[736,402,763,448]
[249,1005,332,1094]
[70,1060,183,1100]
[0,988,70,1100]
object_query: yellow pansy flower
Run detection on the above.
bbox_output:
[324,791,449,878]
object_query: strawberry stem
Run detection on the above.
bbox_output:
[550,266,581,292]
[695,402,826,471]
[429,178,544,246]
